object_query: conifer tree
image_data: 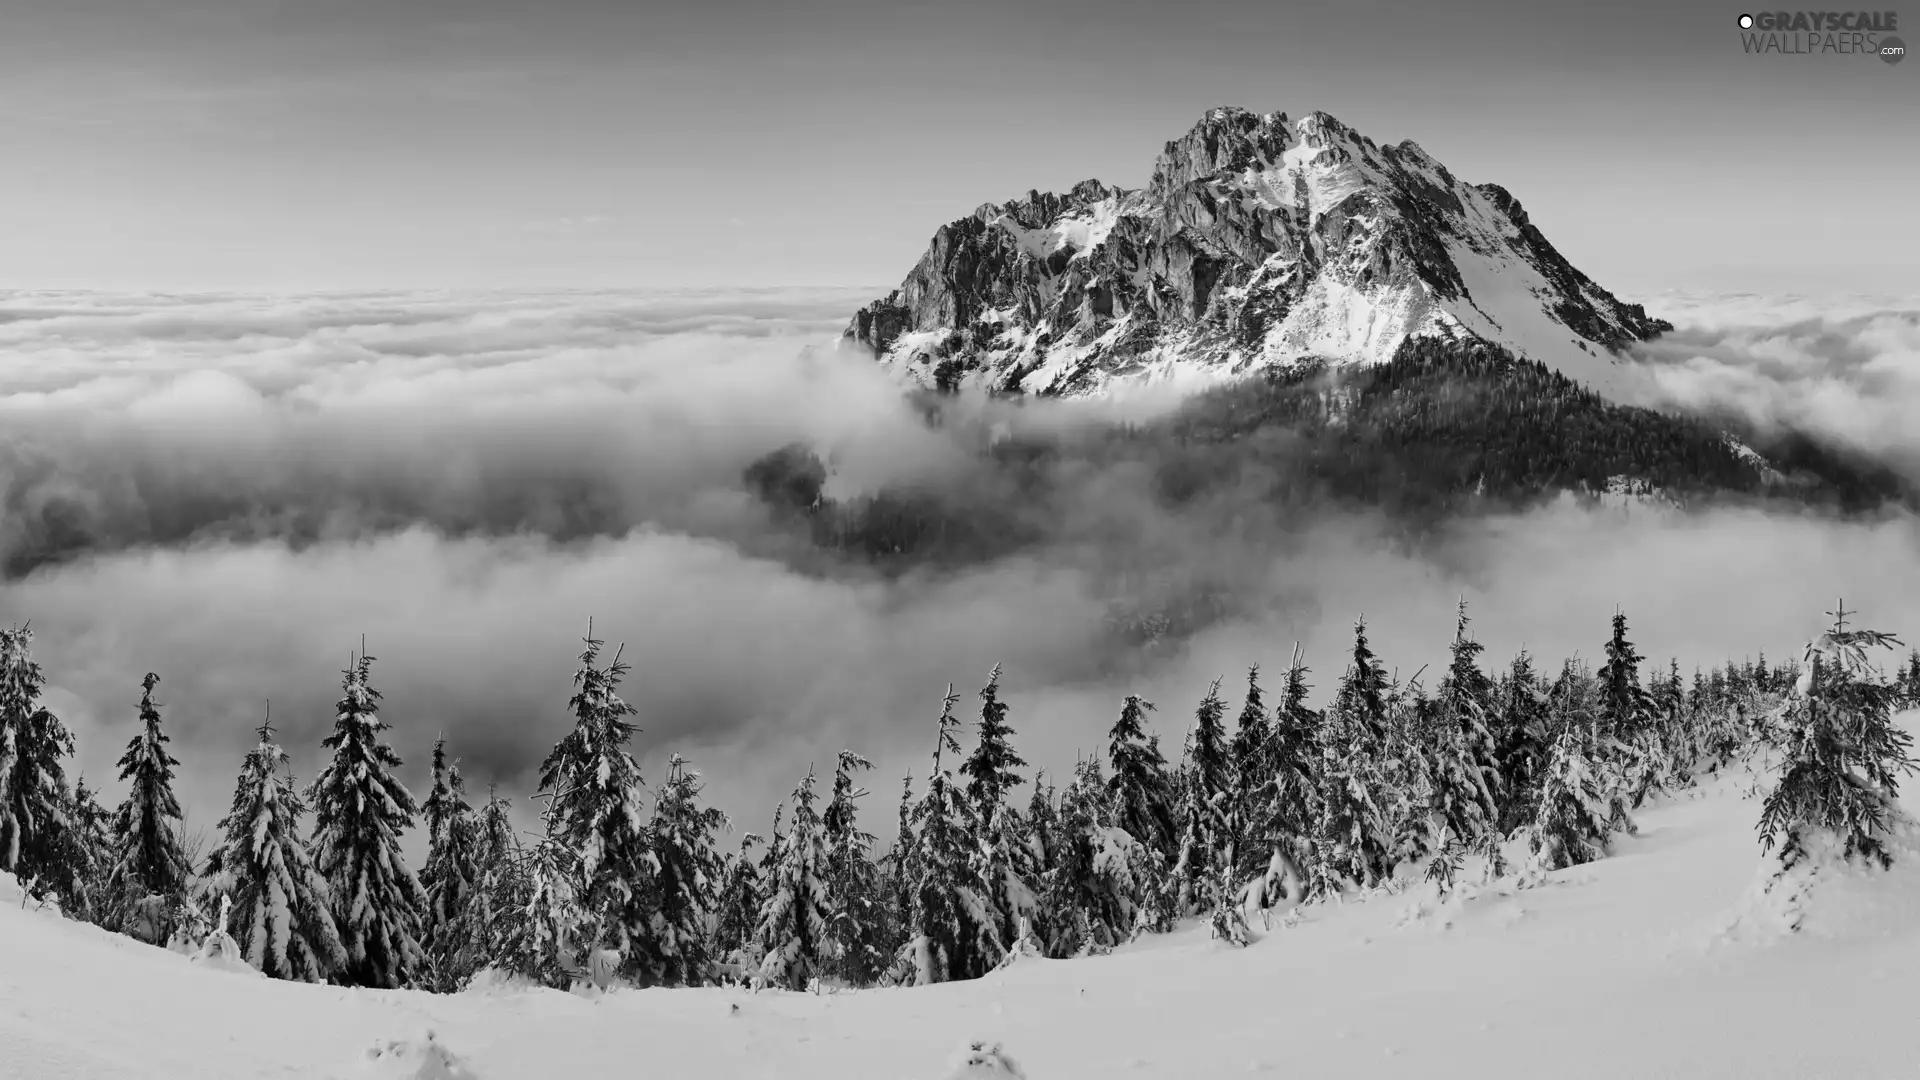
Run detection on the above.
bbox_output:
[1597,612,1663,806]
[1227,666,1272,879]
[1527,662,1633,872]
[821,750,879,985]
[1313,619,1396,891]
[1758,603,1916,870]
[959,665,1035,954]
[0,626,78,904]
[756,767,832,989]
[106,674,191,917]
[419,740,480,992]
[1255,646,1321,885]
[1173,678,1231,912]
[212,712,346,982]
[307,651,427,989]
[60,776,115,923]
[466,784,523,978]
[643,754,729,986]
[1105,694,1176,856]
[907,685,996,984]
[505,792,590,988]
[1900,649,1920,709]
[537,622,652,970]
[1421,602,1505,886]
[713,833,763,975]
[1492,651,1550,832]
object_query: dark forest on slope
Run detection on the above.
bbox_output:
[746,337,1914,573]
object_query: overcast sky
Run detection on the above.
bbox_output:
[1,0,1914,294]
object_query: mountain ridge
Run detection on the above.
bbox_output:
[844,107,1671,401]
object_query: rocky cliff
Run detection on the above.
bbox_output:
[844,108,1671,401]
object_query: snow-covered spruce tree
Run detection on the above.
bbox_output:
[306,652,428,989]
[1020,772,1061,955]
[1037,760,1122,957]
[61,776,115,923]
[1227,666,1271,881]
[959,665,1037,955]
[1419,602,1505,888]
[1246,646,1322,900]
[503,793,591,988]
[1104,693,1179,932]
[713,833,763,977]
[1597,612,1665,808]
[907,685,997,984]
[1526,662,1633,873]
[212,714,346,982]
[1492,652,1551,833]
[1105,694,1177,857]
[1898,648,1920,710]
[105,674,192,924]
[537,622,653,976]
[756,767,832,990]
[1651,658,1693,788]
[465,784,524,979]
[1756,604,1917,871]
[0,625,80,906]
[419,740,482,992]
[1172,678,1231,914]
[821,750,879,986]
[642,754,729,987]
[1311,619,1396,893]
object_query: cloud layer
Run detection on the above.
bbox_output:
[3,286,1919,849]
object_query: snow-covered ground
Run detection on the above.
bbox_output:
[5,721,1918,1080]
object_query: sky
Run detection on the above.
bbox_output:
[1,0,1915,295]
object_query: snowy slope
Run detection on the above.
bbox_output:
[5,719,1919,1080]
[845,108,1672,403]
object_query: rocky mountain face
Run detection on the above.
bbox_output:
[844,108,1672,401]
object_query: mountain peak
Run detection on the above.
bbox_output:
[845,106,1670,399]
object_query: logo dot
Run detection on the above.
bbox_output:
[1738,13,1754,28]
[1881,34,1906,63]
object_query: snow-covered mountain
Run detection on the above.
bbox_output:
[845,108,1671,401]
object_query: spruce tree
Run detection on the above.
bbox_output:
[213,713,346,982]
[1313,619,1395,890]
[1527,661,1633,872]
[537,622,652,970]
[106,674,192,917]
[1258,646,1321,884]
[821,750,879,985]
[756,767,832,989]
[419,740,481,992]
[0,626,78,905]
[1597,612,1663,806]
[713,833,763,975]
[907,685,995,984]
[307,651,427,989]
[466,784,523,978]
[1758,603,1916,870]
[1493,651,1550,831]
[1421,602,1505,886]
[1227,666,1272,880]
[644,754,729,986]
[1105,694,1176,856]
[959,665,1034,955]
[62,776,115,923]
[1173,679,1231,913]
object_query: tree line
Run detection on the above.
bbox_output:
[2,603,1916,992]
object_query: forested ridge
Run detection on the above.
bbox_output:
[2,601,1916,992]
[747,337,1913,570]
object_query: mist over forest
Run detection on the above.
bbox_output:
[2,286,1918,846]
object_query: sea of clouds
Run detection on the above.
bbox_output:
[2,285,1917,845]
